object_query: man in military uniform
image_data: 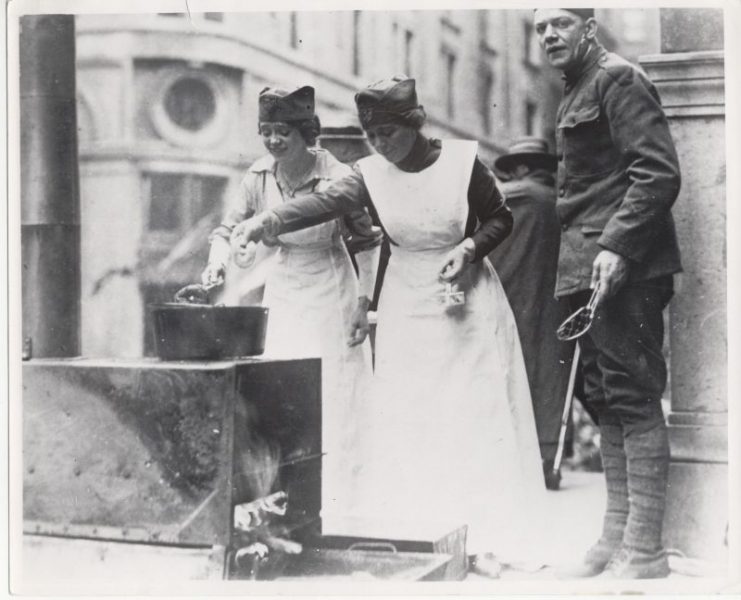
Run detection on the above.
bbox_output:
[533,8,682,579]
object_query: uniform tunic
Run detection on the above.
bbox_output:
[554,44,682,296]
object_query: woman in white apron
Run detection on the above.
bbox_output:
[231,77,548,576]
[202,86,382,522]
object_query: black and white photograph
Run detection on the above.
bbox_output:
[5,0,740,596]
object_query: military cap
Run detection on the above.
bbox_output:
[354,76,423,129]
[258,85,315,122]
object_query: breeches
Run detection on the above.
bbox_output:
[566,276,674,434]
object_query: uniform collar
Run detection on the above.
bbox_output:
[563,43,606,88]
[249,148,335,184]
[394,134,441,173]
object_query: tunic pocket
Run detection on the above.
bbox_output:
[559,101,618,177]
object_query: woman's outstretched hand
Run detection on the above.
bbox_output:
[439,238,476,282]
[348,296,372,347]
[231,211,281,249]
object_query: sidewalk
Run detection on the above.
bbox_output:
[465,469,732,593]
[499,469,605,578]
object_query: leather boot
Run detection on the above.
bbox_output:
[597,546,670,579]
[556,539,617,578]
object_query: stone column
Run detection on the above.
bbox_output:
[20,16,81,358]
[640,8,726,562]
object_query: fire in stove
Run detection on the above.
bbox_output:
[231,491,303,579]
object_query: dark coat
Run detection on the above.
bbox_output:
[554,46,683,297]
[489,170,574,459]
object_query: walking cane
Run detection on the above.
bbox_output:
[552,284,601,480]
[552,343,581,476]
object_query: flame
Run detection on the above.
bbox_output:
[231,395,304,580]
[234,400,281,500]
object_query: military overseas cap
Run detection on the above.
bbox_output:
[258,85,315,123]
[494,136,557,174]
[563,8,595,20]
[534,8,595,20]
[354,76,423,129]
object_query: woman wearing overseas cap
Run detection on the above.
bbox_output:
[203,85,382,522]
[230,76,548,576]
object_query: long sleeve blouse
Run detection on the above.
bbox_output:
[271,135,513,262]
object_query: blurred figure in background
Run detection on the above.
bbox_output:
[489,137,575,491]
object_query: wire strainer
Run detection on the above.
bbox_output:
[556,284,601,341]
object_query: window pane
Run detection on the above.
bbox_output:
[192,176,227,225]
[352,11,362,75]
[290,12,299,48]
[525,20,542,66]
[149,174,183,231]
[164,77,216,132]
[404,30,414,76]
[480,70,494,134]
[526,101,537,135]
[442,50,456,118]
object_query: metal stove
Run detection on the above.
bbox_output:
[21,357,462,583]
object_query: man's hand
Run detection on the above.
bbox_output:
[348,296,371,347]
[591,249,630,306]
[439,238,476,283]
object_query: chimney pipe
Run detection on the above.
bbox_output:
[20,15,81,357]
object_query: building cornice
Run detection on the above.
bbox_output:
[76,25,503,155]
[79,141,250,172]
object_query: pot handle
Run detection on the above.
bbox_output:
[348,541,397,553]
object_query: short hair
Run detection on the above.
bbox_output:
[294,115,321,146]
[361,106,427,131]
[258,115,321,146]
[401,106,427,130]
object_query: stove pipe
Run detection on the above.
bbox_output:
[20,15,81,357]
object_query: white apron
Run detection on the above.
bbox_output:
[258,169,373,523]
[349,140,547,560]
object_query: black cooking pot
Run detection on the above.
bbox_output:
[151,304,269,360]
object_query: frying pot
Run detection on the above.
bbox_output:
[151,304,269,360]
